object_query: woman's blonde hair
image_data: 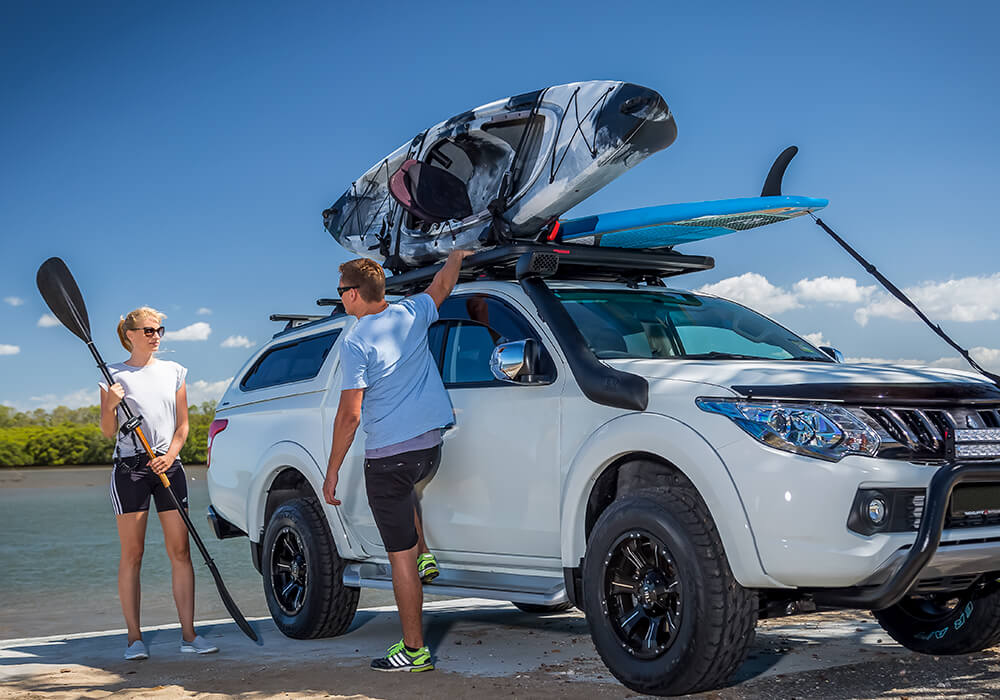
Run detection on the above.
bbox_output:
[117,307,167,352]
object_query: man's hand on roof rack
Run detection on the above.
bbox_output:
[425,249,474,308]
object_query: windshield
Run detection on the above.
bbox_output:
[553,289,831,362]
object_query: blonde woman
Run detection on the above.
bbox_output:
[99,307,218,660]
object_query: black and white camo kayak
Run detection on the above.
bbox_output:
[322,80,676,269]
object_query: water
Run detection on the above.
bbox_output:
[0,466,397,639]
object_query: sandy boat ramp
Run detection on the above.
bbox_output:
[3,598,1000,699]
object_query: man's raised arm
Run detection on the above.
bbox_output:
[424,249,473,308]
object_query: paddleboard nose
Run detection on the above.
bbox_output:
[605,83,677,154]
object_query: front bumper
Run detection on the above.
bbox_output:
[808,461,1000,609]
[714,431,1000,593]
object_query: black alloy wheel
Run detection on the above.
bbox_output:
[899,592,968,624]
[261,496,359,639]
[582,486,757,696]
[270,527,308,615]
[602,530,682,659]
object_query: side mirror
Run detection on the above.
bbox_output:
[490,339,540,384]
[819,345,844,363]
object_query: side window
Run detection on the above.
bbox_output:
[427,321,447,367]
[441,322,498,384]
[436,294,555,386]
[240,330,341,391]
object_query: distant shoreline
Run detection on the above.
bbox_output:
[0,464,208,489]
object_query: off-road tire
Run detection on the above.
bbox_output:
[512,601,574,614]
[873,579,1000,654]
[582,487,757,696]
[261,496,359,639]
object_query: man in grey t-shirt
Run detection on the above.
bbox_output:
[323,249,470,673]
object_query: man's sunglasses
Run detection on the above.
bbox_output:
[131,326,165,338]
[337,285,358,296]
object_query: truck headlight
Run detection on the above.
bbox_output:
[696,398,880,461]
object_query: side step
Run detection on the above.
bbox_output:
[343,562,568,606]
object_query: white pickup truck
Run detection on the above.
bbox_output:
[206,244,1000,695]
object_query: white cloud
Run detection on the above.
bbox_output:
[855,273,1000,326]
[4,296,24,307]
[793,276,876,305]
[186,377,233,405]
[37,313,60,327]
[0,344,20,356]
[26,387,99,411]
[197,307,212,316]
[163,322,211,342]
[843,347,1000,373]
[969,346,1000,369]
[221,335,254,349]
[802,332,828,347]
[696,272,801,315]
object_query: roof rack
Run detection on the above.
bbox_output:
[269,313,329,332]
[382,243,714,295]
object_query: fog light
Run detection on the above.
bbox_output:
[867,498,887,525]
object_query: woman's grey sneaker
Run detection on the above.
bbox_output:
[124,640,148,660]
[179,635,219,654]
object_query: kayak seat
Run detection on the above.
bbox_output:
[389,159,473,225]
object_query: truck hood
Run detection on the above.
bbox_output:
[604,359,1000,403]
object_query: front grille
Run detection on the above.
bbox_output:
[858,405,1000,460]
[879,487,1000,532]
[947,510,1000,529]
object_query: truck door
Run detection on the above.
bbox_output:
[420,293,564,562]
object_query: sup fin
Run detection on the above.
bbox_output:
[761,146,798,197]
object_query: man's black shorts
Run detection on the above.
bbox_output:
[364,444,440,553]
[110,455,189,515]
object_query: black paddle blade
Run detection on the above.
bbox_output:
[36,257,92,343]
[207,561,261,642]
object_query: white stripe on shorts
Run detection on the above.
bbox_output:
[110,467,123,515]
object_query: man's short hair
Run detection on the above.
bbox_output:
[339,258,386,302]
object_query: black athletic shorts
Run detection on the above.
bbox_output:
[110,455,189,515]
[364,444,440,553]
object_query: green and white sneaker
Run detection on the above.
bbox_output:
[370,639,434,672]
[417,552,439,584]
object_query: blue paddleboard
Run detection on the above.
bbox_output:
[557,195,828,248]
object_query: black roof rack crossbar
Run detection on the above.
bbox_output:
[269,313,329,332]
[381,243,714,296]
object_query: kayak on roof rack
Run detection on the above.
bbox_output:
[322,80,677,270]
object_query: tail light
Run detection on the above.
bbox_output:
[207,419,228,468]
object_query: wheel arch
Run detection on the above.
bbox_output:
[246,441,356,560]
[560,412,777,589]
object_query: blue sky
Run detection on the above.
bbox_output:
[2,1,999,410]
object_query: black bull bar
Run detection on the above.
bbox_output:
[810,460,1000,610]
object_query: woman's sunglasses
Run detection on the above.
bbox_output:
[131,326,165,338]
